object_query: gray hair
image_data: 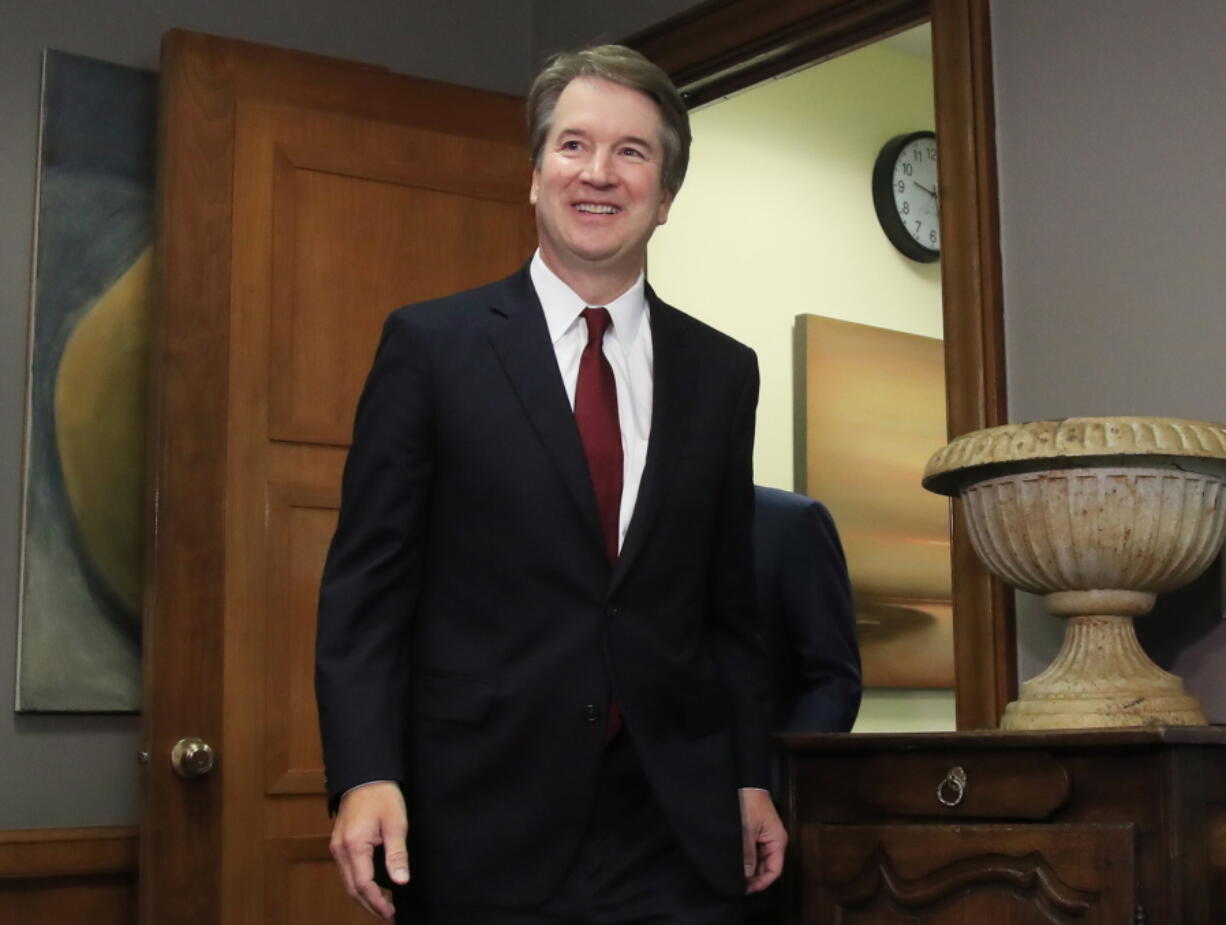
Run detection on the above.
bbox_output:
[527,44,691,196]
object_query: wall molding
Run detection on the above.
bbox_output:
[0,825,138,879]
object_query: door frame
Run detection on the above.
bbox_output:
[626,0,1013,729]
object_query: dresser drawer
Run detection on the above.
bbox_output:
[861,750,1069,819]
[793,749,1071,821]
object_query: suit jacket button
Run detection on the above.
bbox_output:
[584,703,601,723]
[606,605,619,618]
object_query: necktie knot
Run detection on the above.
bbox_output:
[583,307,612,344]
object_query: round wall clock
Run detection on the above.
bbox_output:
[872,131,940,263]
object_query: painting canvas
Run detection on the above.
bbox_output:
[17,51,156,711]
[797,314,953,688]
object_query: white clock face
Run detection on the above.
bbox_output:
[892,137,940,252]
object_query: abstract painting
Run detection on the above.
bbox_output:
[797,314,953,688]
[17,51,156,711]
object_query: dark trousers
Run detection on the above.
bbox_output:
[399,732,743,924]
[743,883,783,925]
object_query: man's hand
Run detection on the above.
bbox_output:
[330,782,409,920]
[739,788,787,894]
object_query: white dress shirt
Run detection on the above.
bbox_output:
[530,251,652,553]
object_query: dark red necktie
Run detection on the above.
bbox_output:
[574,308,623,563]
[574,307,624,740]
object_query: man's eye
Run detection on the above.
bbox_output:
[621,147,643,158]
[561,140,582,151]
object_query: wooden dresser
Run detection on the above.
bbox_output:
[780,728,1226,923]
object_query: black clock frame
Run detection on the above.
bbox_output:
[872,130,940,264]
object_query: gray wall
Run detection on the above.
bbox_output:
[22,0,1225,831]
[531,0,698,71]
[991,0,1226,710]
[0,0,694,830]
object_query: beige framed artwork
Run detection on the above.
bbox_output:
[796,313,953,688]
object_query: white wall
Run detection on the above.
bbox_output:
[991,0,1226,708]
[649,43,943,488]
[649,41,954,732]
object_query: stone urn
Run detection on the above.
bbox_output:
[923,417,1226,730]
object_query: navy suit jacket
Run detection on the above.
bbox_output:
[752,486,861,734]
[316,265,769,906]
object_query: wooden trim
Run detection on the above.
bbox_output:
[0,826,138,880]
[629,0,928,107]
[627,0,1013,727]
[782,725,1226,752]
[931,0,1013,727]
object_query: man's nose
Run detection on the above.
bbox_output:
[581,150,615,186]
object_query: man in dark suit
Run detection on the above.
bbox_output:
[752,486,861,737]
[746,487,861,925]
[316,45,785,923]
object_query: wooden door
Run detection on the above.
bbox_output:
[143,30,535,925]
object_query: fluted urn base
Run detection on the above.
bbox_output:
[1001,609,1207,730]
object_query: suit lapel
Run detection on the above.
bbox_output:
[487,267,605,553]
[612,287,697,589]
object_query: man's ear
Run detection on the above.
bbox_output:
[655,189,675,226]
[529,169,540,206]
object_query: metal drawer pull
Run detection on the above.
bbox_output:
[936,765,967,807]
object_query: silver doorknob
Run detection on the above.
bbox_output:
[171,737,216,779]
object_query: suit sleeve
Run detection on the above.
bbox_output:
[778,501,862,733]
[709,356,774,788]
[315,310,433,812]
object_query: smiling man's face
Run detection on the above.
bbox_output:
[530,76,674,297]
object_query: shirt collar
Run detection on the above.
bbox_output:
[530,250,647,350]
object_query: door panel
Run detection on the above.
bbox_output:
[264,837,360,925]
[146,30,534,925]
[256,103,532,445]
[264,482,338,796]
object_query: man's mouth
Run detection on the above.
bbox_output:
[574,203,620,214]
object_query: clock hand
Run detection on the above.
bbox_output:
[914,181,938,198]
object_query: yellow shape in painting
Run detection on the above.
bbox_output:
[55,247,153,623]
